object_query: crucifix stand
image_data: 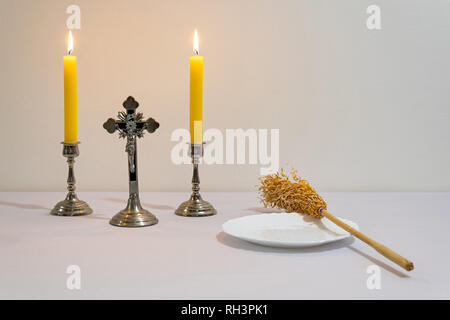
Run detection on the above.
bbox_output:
[103,96,160,227]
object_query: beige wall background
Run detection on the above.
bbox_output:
[0,0,449,192]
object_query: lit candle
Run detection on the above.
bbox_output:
[64,31,77,143]
[190,30,203,144]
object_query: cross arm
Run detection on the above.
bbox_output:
[103,118,118,134]
[145,118,160,133]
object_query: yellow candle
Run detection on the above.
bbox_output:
[190,30,203,144]
[64,31,77,143]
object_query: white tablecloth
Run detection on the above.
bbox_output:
[0,192,448,299]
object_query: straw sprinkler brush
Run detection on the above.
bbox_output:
[258,169,414,271]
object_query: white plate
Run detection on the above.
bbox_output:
[222,213,359,248]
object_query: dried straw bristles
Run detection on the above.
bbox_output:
[258,169,327,219]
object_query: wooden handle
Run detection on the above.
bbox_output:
[322,210,414,271]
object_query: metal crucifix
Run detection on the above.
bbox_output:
[103,96,160,227]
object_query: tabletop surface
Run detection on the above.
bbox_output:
[0,191,449,299]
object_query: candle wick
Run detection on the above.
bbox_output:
[194,49,199,56]
[68,50,73,55]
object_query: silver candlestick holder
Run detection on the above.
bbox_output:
[103,96,160,227]
[175,143,217,217]
[51,142,93,216]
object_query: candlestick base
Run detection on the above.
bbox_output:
[51,194,93,217]
[175,194,217,217]
[110,194,158,227]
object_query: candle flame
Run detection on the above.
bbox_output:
[193,29,199,55]
[67,31,74,55]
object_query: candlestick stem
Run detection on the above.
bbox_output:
[175,143,217,217]
[67,155,76,194]
[192,164,200,197]
[51,142,93,216]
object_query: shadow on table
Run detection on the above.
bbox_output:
[0,201,49,211]
[104,198,175,211]
[348,247,410,278]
